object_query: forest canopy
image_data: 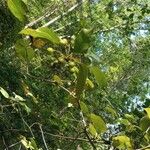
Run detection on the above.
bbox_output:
[0,0,150,149]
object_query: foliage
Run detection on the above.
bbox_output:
[0,0,150,149]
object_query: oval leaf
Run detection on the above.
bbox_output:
[112,135,132,150]
[90,113,107,133]
[80,101,89,115]
[73,28,91,53]
[76,64,88,98]
[88,123,97,137]
[20,27,60,44]
[90,66,107,88]
[15,39,35,61]
[7,0,26,22]
[144,108,150,119]
[86,78,94,89]
[0,87,9,98]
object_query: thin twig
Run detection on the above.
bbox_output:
[2,136,8,150]
[42,0,85,27]
[39,124,49,150]
[136,145,150,150]
[0,127,105,144]
[59,85,76,98]
[25,9,57,28]
[18,144,22,150]
[4,141,21,150]
[19,110,35,138]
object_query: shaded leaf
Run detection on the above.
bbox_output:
[20,102,31,114]
[90,113,107,133]
[76,64,88,98]
[53,75,63,85]
[15,39,35,61]
[29,138,39,150]
[32,38,47,48]
[90,66,107,88]
[80,101,89,114]
[73,28,91,53]
[140,116,150,132]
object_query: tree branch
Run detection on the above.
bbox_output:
[25,9,57,28]
[42,0,85,27]
[4,141,21,150]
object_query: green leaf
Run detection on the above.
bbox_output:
[53,75,63,85]
[90,66,107,88]
[29,138,39,150]
[144,108,150,119]
[7,0,26,22]
[90,113,107,133]
[21,0,28,5]
[76,64,88,98]
[15,39,35,61]
[105,106,117,118]
[20,102,31,114]
[20,27,60,44]
[140,116,150,132]
[21,137,34,149]
[73,28,91,53]
[88,123,97,137]
[86,78,94,89]
[124,114,135,122]
[0,87,9,98]
[80,101,89,114]
[14,94,26,102]
[118,118,130,126]
[112,135,132,150]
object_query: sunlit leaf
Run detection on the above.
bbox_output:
[112,135,132,150]
[88,123,97,137]
[20,27,60,44]
[7,0,26,22]
[105,106,117,118]
[124,114,135,122]
[0,87,9,98]
[90,113,107,133]
[14,94,25,101]
[86,78,94,89]
[21,137,34,149]
[118,118,130,126]
[144,108,150,119]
